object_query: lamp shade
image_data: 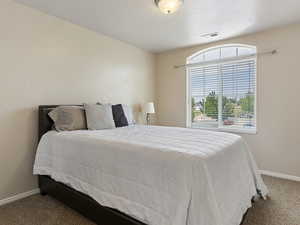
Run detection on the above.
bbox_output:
[143,102,155,114]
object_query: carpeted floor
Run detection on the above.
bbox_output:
[0,176,299,225]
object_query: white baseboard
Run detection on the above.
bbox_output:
[0,189,40,207]
[260,170,300,182]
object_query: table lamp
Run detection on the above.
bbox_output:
[143,102,155,125]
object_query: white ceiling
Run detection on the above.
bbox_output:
[16,0,300,53]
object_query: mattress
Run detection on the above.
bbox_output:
[34,125,268,225]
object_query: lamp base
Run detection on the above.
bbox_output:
[146,113,150,125]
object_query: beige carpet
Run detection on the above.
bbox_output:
[0,176,299,225]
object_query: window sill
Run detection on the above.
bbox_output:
[189,126,257,135]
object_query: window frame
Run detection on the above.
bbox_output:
[186,44,257,134]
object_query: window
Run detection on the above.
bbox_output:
[187,44,257,134]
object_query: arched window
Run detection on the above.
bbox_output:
[187,44,257,133]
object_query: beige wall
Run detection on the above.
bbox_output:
[1,0,299,202]
[156,23,300,177]
[0,0,155,200]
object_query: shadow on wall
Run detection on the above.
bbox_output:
[133,103,149,125]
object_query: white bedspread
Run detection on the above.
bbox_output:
[34,125,268,225]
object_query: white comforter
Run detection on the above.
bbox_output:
[34,125,268,225]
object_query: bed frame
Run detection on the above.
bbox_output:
[37,105,249,225]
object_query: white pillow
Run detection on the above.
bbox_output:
[84,103,115,130]
[122,104,135,125]
[48,106,87,131]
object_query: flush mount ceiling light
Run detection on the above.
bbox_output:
[154,0,183,14]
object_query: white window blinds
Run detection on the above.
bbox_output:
[188,46,256,133]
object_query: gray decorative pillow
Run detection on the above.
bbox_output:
[84,103,115,130]
[122,104,135,125]
[49,106,87,131]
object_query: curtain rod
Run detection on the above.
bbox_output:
[174,49,277,69]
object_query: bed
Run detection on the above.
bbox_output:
[35,105,268,225]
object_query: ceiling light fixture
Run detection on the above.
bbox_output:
[154,0,183,14]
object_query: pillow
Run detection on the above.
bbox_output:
[48,106,87,131]
[84,103,115,130]
[112,104,129,127]
[121,104,135,125]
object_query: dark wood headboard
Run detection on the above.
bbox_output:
[38,105,81,141]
